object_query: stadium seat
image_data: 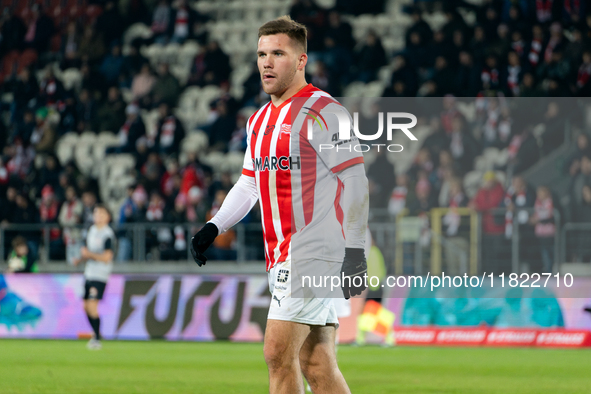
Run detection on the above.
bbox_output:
[123,23,153,46]
[61,68,82,91]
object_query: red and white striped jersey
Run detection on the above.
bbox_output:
[242,84,364,271]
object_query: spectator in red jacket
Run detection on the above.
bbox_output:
[470,171,505,234]
[470,171,507,273]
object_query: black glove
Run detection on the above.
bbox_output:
[190,223,219,266]
[341,247,367,299]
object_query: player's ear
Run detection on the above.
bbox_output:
[298,52,308,71]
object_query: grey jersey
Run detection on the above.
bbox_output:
[83,225,116,282]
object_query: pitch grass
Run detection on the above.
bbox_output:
[0,340,590,394]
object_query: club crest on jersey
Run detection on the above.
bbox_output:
[277,269,289,283]
[253,156,301,172]
[264,125,275,135]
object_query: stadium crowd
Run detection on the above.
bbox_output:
[0,0,590,266]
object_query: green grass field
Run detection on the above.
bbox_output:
[0,340,589,394]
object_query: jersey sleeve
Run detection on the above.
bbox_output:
[104,238,113,251]
[241,114,255,177]
[307,101,364,174]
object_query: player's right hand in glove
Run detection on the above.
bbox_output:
[190,223,219,266]
[341,247,367,299]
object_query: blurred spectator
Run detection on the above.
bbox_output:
[78,25,106,66]
[310,61,340,96]
[503,175,536,239]
[60,22,82,70]
[12,109,36,146]
[519,72,542,97]
[388,174,408,217]
[407,175,435,216]
[152,63,181,107]
[80,63,106,98]
[5,139,34,179]
[573,185,591,261]
[565,133,591,177]
[575,50,591,96]
[227,114,248,153]
[155,103,185,155]
[469,25,488,65]
[9,68,38,123]
[455,51,480,96]
[107,103,146,154]
[99,44,124,86]
[208,100,236,152]
[449,115,480,172]
[441,8,469,42]
[132,64,156,101]
[406,7,433,48]
[75,89,96,132]
[169,0,203,44]
[470,171,505,272]
[30,107,56,154]
[442,177,469,274]
[145,190,170,258]
[13,192,38,224]
[58,185,84,265]
[6,236,36,273]
[432,56,456,95]
[116,185,138,261]
[507,121,540,174]
[530,186,556,272]
[481,55,501,92]
[384,55,418,97]
[0,186,18,224]
[162,193,191,260]
[479,98,512,149]
[354,31,387,83]
[208,171,234,201]
[572,155,591,205]
[96,87,126,132]
[38,68,65,107]
[40,185,64,260]
[95,1,124,48]
[470,171,505,235]
[0,8,26,54]
[323,10,354,78]
[57,93,78,135]
[140,153,164,192]
[23,4,54,52]
[290,0,326,53]
[527,24,545,71]
[160,156,180,201]
[121,44,148,84]
[0,157,8,195]
[540,101,565,154]
[503,51,523,96]
[151,0,172,43]
[36,155,61,193]
[81,190,97,228]
[188,41,231,87]
[367,149,396,209]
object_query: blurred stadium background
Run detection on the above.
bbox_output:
[1,0,591,392]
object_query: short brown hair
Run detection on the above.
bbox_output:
[12,236,27,249]
[258,16,307,53]
[94,204,112,219]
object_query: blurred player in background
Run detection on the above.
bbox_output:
[191,16,369,394]
[73,205,116,350]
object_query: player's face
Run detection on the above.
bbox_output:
[257,34,303,96]
[93,208,110,226]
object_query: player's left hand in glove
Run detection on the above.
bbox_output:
[341,247,367,299]
[190,223,219,266]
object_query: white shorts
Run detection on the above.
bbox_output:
[267,260,339,326]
